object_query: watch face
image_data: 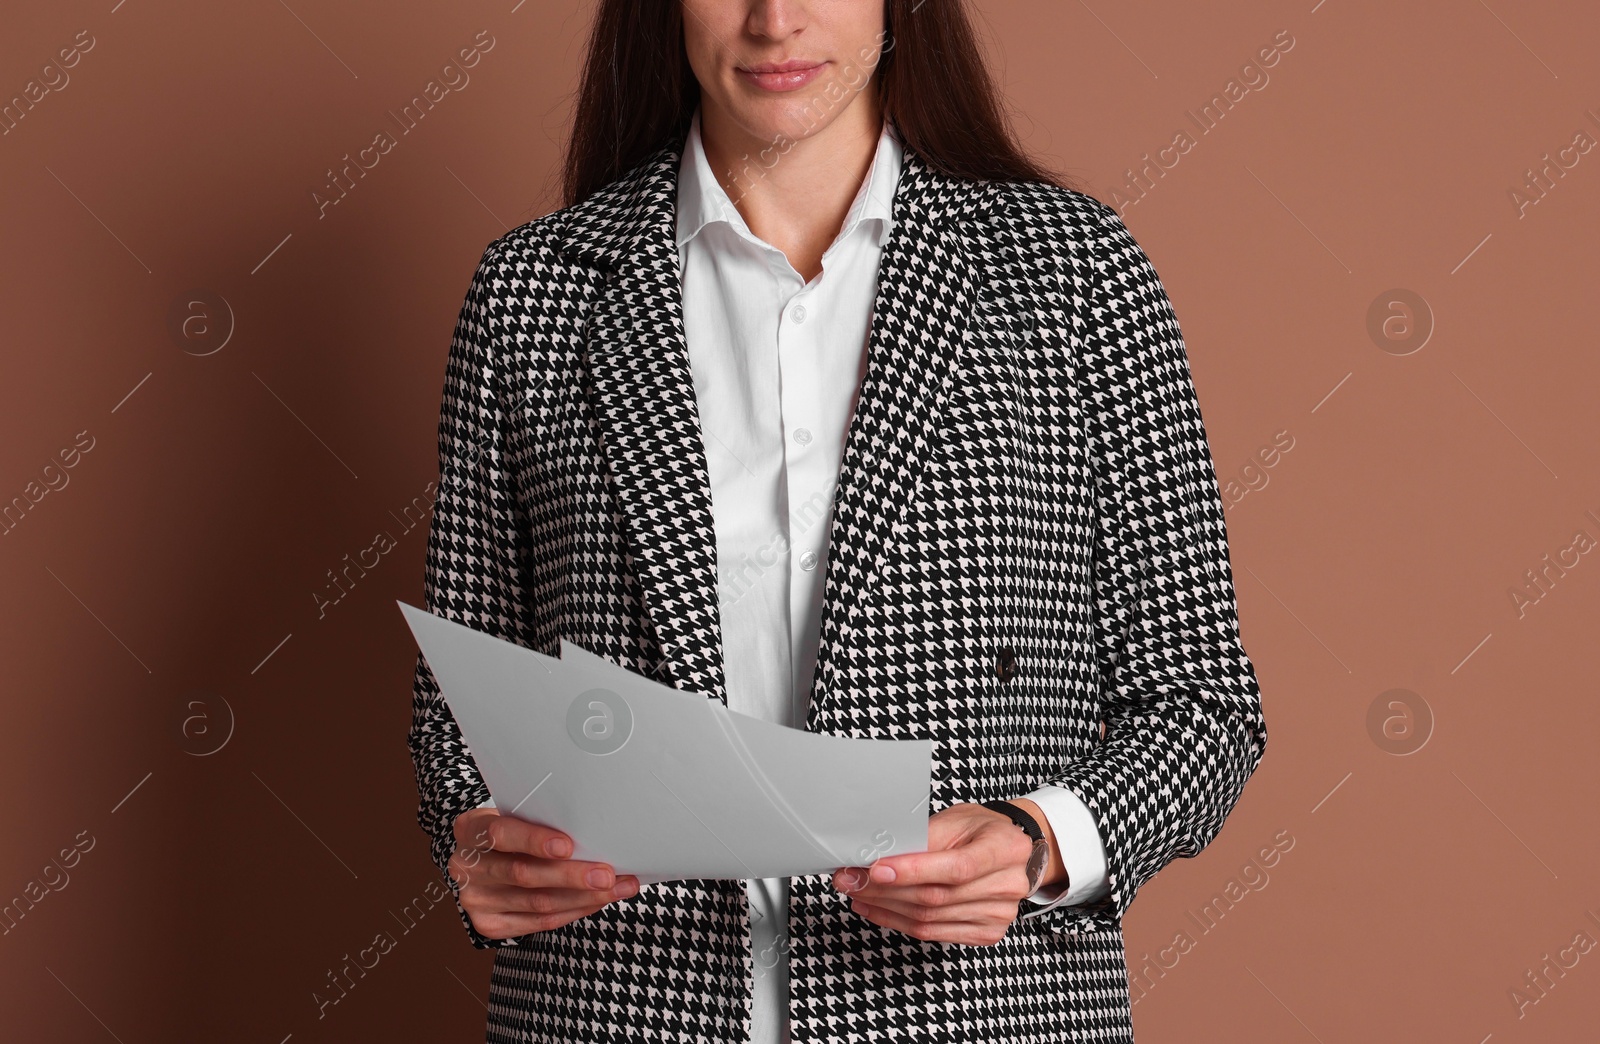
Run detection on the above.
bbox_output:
[1027,839,1049,890]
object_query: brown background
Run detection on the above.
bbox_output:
[3,0,1597,1040]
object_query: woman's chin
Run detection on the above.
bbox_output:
[714,97,850,149]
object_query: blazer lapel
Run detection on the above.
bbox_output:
[557,132,1004,726]
[560,141,730,705]
[803,149,1003,731]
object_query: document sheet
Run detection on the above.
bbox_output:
[399,602,932,884]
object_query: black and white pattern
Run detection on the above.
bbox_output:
[409,128,1268,1043]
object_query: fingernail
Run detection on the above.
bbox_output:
[546,837,572,858]
[613,879,638,899]
[587,867,612,889]
[871,863,896,883]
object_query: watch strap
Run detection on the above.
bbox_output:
[983,800,1050,896]
[981,800,1043,842]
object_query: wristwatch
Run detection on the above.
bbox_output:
[981,800,1050,896]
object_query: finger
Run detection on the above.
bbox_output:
[840,823,1027,894]
[452,806,499,849]
[478,814,578,858]
[466,899,613,941]
[835,864,1021,907]
[848,896,1012,947]
[849,891,1018,926]
[463,850,623,891]
[467,879,640,917]
[448,840,508,889]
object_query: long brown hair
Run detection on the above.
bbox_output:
[560,0,1074,208]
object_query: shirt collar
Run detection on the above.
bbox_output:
[675,105,902,251]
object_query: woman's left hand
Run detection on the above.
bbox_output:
[831,802,1045,946]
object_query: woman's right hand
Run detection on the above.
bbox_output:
[448,806,640,939]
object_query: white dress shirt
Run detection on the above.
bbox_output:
[672,107,1111,1044]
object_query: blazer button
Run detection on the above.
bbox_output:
[995,646,1018,682]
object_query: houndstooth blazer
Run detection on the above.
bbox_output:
[409,127,1268,1044]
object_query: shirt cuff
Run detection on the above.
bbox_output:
[1017,784,1111,917]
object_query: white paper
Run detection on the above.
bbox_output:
[399,602,931,884]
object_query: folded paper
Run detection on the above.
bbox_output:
[399,602,931,884]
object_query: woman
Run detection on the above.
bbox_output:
[409,1,1268,1041]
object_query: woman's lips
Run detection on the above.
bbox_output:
[737,61,827,92]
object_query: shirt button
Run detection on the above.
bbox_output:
[790,304,807,324]
[793,427,813,445]
[798,550,819,571]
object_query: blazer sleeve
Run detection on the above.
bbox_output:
[1025,199,1269,936]
[407,236,538,950]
